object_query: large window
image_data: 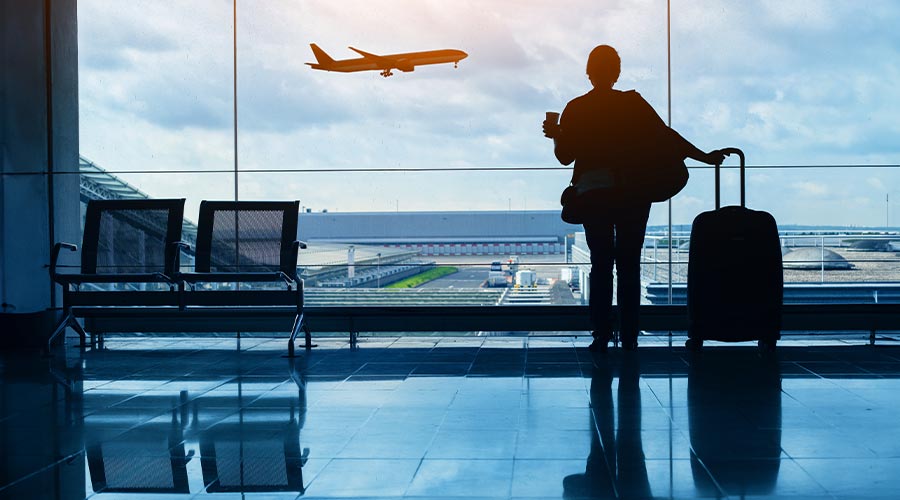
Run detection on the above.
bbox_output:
[78,1,900,309]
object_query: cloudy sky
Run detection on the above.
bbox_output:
[77,0,900,227]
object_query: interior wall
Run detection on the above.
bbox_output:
[0,0,80,339]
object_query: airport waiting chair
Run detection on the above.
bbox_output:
[49,199,186,350]
[177,201,312,355]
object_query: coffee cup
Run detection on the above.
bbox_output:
[545,111,560,124]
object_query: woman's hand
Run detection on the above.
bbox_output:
[543,120,561,139]
[703,149,727,165]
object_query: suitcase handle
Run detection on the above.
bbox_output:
[715,147,745,209]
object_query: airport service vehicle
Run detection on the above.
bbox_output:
[506,256,520,275]
[307,44,468,78]
[515,270,537,288]
[686,148,783,351]
[490,261,503,272]
[487,271,507,287]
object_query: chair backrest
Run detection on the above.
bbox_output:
[194,201,300,276]
[199,423,304,492]
[81,199,186,275]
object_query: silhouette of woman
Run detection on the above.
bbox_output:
[544,45,725,351]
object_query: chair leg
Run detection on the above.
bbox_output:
[70,318,89,348]
[46,314,70,354]
[302,319,316,350]
[287,313,316,357]
[46,312,87,354]
[287,314,301,358]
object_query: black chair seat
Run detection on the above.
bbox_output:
[55,272,176,285]
[179,271,291,284]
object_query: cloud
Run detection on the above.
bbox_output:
[76,0,900,225]
[77,1,178,70]
[792,181,829,197]
[867,177,886,191]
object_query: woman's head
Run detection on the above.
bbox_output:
[586,45,620,88]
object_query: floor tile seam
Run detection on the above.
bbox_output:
[91,373,171,392]
[191,406,245,431]
[643,376,679,410]
[682,446,731,499]
[145,378,236,405]
[324,406,384,457]
[782,447,879,460]
[780,403,870,428]
[81,402,176,429]
[788,456,854,498]
[402,459,516,499]
[782,373,866,400]
[402,497,510,500]
[397,456,429,497]
[783,391,870,432]
[300,458,420,497]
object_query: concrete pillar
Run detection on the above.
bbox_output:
[0,0,80,347]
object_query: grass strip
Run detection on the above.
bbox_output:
[385,266,458,288]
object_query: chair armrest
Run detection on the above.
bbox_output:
[286,241,306,286]
[153,272,179,286]
[277,271,297,286]
[50,242,78,282]
[169,241,192,276]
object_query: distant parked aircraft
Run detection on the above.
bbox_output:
[306,44,468,77]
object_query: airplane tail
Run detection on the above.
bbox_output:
[309,44,335,65]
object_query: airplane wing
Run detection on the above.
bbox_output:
[348,47,395,65]
[348,47,416,73]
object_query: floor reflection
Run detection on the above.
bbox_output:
[3,337,900,499]
[564,354,651,499]
[86,409,190,493]
[81,356,310,496]
[565,350,784,499]
[688,352,782,498]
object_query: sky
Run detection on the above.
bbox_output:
[77,0,900,227]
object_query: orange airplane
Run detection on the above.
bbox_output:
[306,44,468,77]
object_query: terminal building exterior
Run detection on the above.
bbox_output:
[298,210,579,256]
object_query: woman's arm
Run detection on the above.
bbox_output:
[553,135,576,166]
[632,91,726,166]
[544,106,576,166]
[674,130,726,165]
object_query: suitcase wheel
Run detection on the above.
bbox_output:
[685,338,703,351]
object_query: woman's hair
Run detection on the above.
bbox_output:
[586,45,620,86]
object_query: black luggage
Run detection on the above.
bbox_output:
[686,148,783,351]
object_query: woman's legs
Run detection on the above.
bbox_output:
[584,220,615,347]
[614,204,652,348]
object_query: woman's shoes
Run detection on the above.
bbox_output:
[621,334,638,351]
[588,333,638,352]
[588,332,610,353]
[588,338,609,353]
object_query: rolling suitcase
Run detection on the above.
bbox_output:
[686,148,783,351]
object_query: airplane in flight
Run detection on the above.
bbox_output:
[306,44,468,77]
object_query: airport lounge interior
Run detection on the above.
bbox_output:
[2,2,900,499]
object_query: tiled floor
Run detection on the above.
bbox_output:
[2,335,900,499]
